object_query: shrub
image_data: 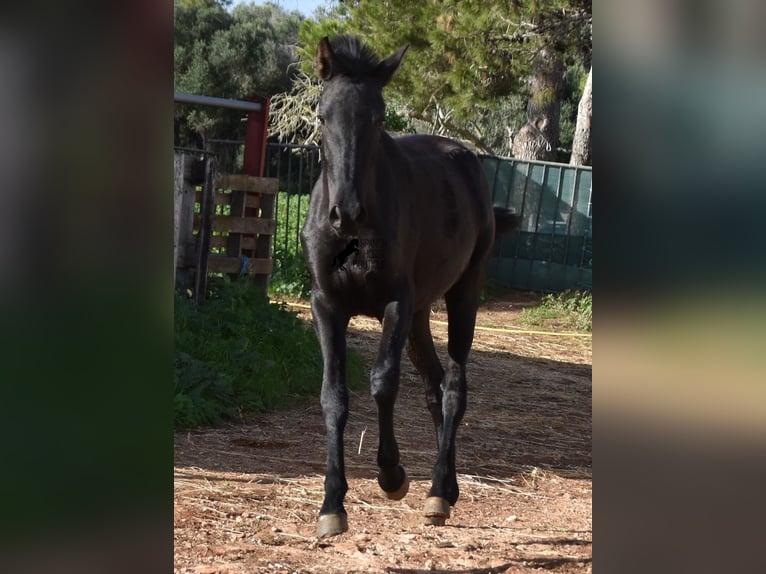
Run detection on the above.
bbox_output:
[520,290,592,332]
[174,278,364,428]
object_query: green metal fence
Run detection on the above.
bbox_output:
[212,142,591,293]
[481,156,592,292]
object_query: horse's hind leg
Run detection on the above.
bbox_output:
[372,298,412,501]
[425,271,483,525]
[406,308,445,446]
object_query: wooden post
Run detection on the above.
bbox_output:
[194,157,217,304]
[225,189,246,279]
[253,192,275,295]
[241,96,272,294]
[173,154,184,286]
[174,153,198,290]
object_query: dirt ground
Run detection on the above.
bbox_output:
[174,290,592,573]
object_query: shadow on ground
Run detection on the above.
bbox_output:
[174,320,591,484]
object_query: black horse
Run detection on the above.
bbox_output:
[300,35,519,537]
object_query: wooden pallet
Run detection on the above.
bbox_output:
[174,153,278,302]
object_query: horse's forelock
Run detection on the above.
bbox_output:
[328,35,381,80]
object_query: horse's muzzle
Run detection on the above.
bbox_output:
[329,204,366,236]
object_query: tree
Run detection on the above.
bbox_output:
[296,2,352,70]
[569,65,592,166]
[272,1,591,158]
[512,46,565,161]
[300,1,591,158]
[173,0,304,146]
[265,2,351,144]
[344,1,524,152]
[506,1,592,160]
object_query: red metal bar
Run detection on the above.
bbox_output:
[242,96,270,176]
[241,96,271,266]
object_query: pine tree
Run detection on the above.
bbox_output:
[570,65,592,166]
[287,0,591,157]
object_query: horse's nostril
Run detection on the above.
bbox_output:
[329,205,342,225]
[355,206,366,222]
[329,203,361,234]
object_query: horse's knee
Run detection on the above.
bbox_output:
[424,386,442,421]
[321,387,349,429]
[441,361,466,418]
[426,388,442,413]
[442,361,465,389]
[370,365,399,405]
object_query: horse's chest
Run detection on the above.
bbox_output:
[315,236,389,275]
[347,238,388,273]
[313,237,398,310]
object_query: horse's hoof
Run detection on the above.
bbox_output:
[423,496,451,526]
[316,513,348,538]
[380,467,409,500]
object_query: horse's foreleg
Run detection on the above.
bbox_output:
[371,297,412,501]
[312,294,351,538]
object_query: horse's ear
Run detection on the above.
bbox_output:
[316,36,334,81]
[375,44,408,87]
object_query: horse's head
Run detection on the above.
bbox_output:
[315,36,408,236]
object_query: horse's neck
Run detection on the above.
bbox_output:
[368,134,399,207]
[366,134,411,240]
[379,131,399,161]
[376,132,409,183]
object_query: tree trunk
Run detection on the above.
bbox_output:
[570,66,592,166]
[512,47,563,161]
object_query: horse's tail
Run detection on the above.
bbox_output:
[494,207,520,236]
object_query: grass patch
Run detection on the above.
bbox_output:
[519,290,592,332]
[269,192,312,299]
[174,278,365,428]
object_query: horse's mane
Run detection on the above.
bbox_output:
[328,35,381,79]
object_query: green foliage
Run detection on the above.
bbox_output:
[296,3,352,75]
[174,278,365,428]
[344,1,536,129]
[558,99,577,151]
[532,87,558,109]
[557,58,588,150]
[384,104,414,133]
[290,0,591,155]
[174,1,304,144]
[174,279,316,426]
[175,1,591,157]
[176,0,230,8]
[520,290,592,332]
[269,192,312,299]
[276,4,351,146]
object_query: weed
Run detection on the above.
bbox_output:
[519,290,592,332]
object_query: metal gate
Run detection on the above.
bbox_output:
[202,141,592,293]
[480,156,592,292]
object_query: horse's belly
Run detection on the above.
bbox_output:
[412,242,474,307]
